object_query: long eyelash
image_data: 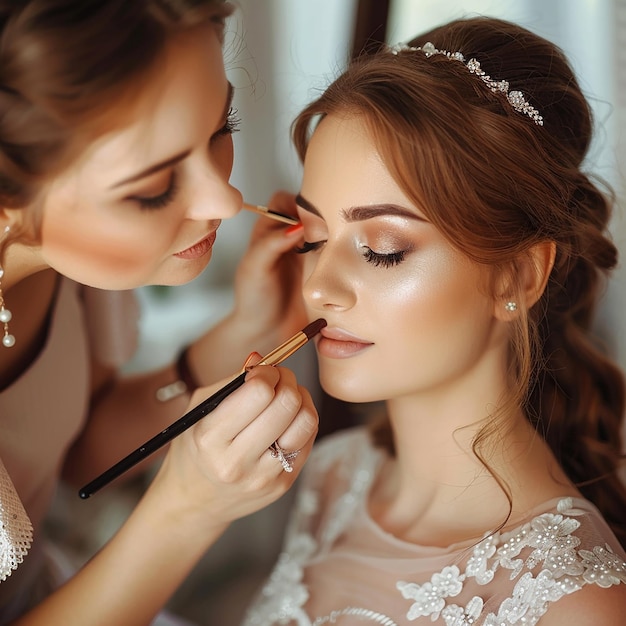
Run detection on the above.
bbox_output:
[294,240,325,254]
[362,247,406,268]
[132,174,178,211]
[216,107,241,137]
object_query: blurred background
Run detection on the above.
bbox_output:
[47,1,626,624]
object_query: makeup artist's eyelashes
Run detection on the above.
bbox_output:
[295,240,407,268]
[129,110,241,211]
[213,107,241,139]
[132,173,179,210]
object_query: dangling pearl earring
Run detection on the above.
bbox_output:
[0,226,15,348]
[504,301,517,312]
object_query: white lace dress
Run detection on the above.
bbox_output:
[243,428,626,626]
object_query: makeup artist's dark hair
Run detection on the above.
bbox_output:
[0,0,232,252]
[292,16,626,546]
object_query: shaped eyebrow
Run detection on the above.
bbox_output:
[295,193,424,222]
[111,82,235,189]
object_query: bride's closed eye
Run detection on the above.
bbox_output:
[294,240,325,254]
[295,239,409,268]
[361,246,406,268]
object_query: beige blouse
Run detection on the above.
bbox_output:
[244,428,626,626]
[0,277,139,620]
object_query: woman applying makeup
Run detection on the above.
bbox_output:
[244,16,626,626]
[0,1,317,624]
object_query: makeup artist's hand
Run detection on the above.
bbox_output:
[150,362,318,528]
[184,190,306,384]
[230,190,307,350]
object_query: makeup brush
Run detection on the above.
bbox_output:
[78,318,326,499]
[242,202,299,226]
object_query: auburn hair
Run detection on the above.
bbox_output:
[0,0,232,251]
[292,17,626,546]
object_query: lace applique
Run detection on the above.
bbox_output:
[441,596,484,626]
[243,533,316,625]
[397,565,464,620]
[243,432,626,626]
[320,468,372,551]
[579,544,626,587]
[243,434,390,626]
[483,570,570,625]
[396,499,626,625]
[465,534,498,584]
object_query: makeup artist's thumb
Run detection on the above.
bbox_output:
[243,351,263,371]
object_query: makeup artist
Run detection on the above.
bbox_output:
[0,1,316,624]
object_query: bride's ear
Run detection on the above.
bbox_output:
[494,240,556,320]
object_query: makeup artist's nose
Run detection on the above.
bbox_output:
[186,147,242,220]
[302,248,356,312]
[187,177,242,221]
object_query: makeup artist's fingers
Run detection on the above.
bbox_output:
[239,366,318,454]
[241,218,302,270]
[225,366,315,468]
[260,418,317,479]
[222,365,314,447]
[155,367,316,524]
[188,365,315,454]
[232,207,306,342]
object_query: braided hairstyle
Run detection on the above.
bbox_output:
[0,0,231,250]
[292,16,626,545]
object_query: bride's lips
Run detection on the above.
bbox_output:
[316,327,374,359]
[174,229,218,259]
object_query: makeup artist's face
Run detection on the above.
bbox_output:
[35,25,242,289]
[298,114,505,404]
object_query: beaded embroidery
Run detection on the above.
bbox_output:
[243,432,626,626]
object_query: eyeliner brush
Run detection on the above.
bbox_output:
[78,318,327,499]
[242,202,299,226]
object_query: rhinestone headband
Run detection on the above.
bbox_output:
[389,42,544,126]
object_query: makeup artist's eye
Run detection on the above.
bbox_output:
[213,107,241,139]
[294,240,325,254]
[130,174,178,211]
[362,246,406,268]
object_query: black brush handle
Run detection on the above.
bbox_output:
[78,371,246,499]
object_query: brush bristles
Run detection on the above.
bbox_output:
[303,318,327,340]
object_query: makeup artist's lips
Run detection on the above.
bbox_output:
[174,229,218,260]
[316,327,374,359]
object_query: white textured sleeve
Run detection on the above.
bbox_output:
[0,457,33,582]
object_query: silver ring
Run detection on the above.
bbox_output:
[269,441,300,473]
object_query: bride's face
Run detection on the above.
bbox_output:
[36,25,242,290]
[297,114,508,405]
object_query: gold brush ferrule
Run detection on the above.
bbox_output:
[257,332,307,367]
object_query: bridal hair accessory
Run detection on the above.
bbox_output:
[269,441,300,473]
[505,301,518,312]
[0,226,15,348]
[389,42,544,126]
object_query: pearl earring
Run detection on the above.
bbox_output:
[504,301,517,312]
[0,226,15,348]
[0,267,14,348]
